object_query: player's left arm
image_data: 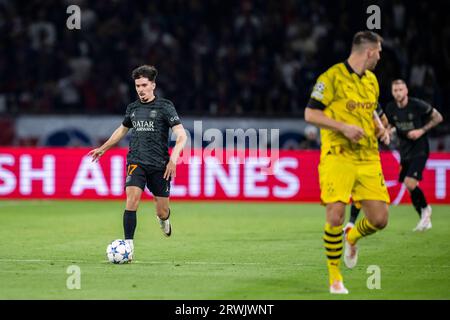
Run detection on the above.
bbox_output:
[373,105,390,145]
[164,124,187,180]
[407,108,444,140]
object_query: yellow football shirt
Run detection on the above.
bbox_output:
[308,61,380,160]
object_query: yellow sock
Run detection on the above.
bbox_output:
[324,223,344,285]
[347,217,379,245]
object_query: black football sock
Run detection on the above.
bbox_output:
[349,205,361,224]
[123,210,137,239]
[409,187,428,217]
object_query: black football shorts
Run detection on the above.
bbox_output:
[125,163,171,197]
[399,156,428,182]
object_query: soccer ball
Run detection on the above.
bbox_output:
[106,239,132,264]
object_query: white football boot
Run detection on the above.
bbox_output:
[344,226,358,269]
[413,205,432,232]
[329,280,349,294]
[158,210,172,237]
[125,239,134,262]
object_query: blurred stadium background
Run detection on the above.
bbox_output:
[0,0,449,148]
[1,0,450,300]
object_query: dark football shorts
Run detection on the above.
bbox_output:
[125,163,171,197]
[399,156,428,182]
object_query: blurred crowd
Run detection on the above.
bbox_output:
[0,0,449,131]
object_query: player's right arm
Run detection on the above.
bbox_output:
[88,125,129,162]
[89,105,134,162]
[305,109,365,143]
[304,73,365,143]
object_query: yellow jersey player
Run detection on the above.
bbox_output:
[305,31,391,294]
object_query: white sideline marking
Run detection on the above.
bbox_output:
[0,259,449,269]
[0,259,88,263]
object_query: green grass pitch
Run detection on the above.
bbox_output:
[0,200,449,299]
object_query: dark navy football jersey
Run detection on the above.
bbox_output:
[122,96,181,168]
[384,97,433,159]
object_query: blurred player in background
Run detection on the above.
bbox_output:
[346,80,443,232]
[88,65,187,259]
[305,31,390,294]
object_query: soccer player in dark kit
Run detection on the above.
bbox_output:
[89,65,187,259]
[345,79,443,232]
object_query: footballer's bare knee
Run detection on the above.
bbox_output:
[125,187,142,211]
[404,177,418,192]
[370,215,388,230]
[126,196,140,211]
[326,202,346,226]
[363,201,389,230]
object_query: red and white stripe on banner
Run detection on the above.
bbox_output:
[0,148,449,203]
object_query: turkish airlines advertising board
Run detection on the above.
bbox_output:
[1,148,449,203]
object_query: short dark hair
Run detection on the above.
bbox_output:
[352,31,383,51]
[391,79,407,86]
[131,65,158,81]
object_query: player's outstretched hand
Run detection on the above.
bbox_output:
[164,159,176,180]
[407,128,425,140]
[88,148,105,162]
[342,124,365,143]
